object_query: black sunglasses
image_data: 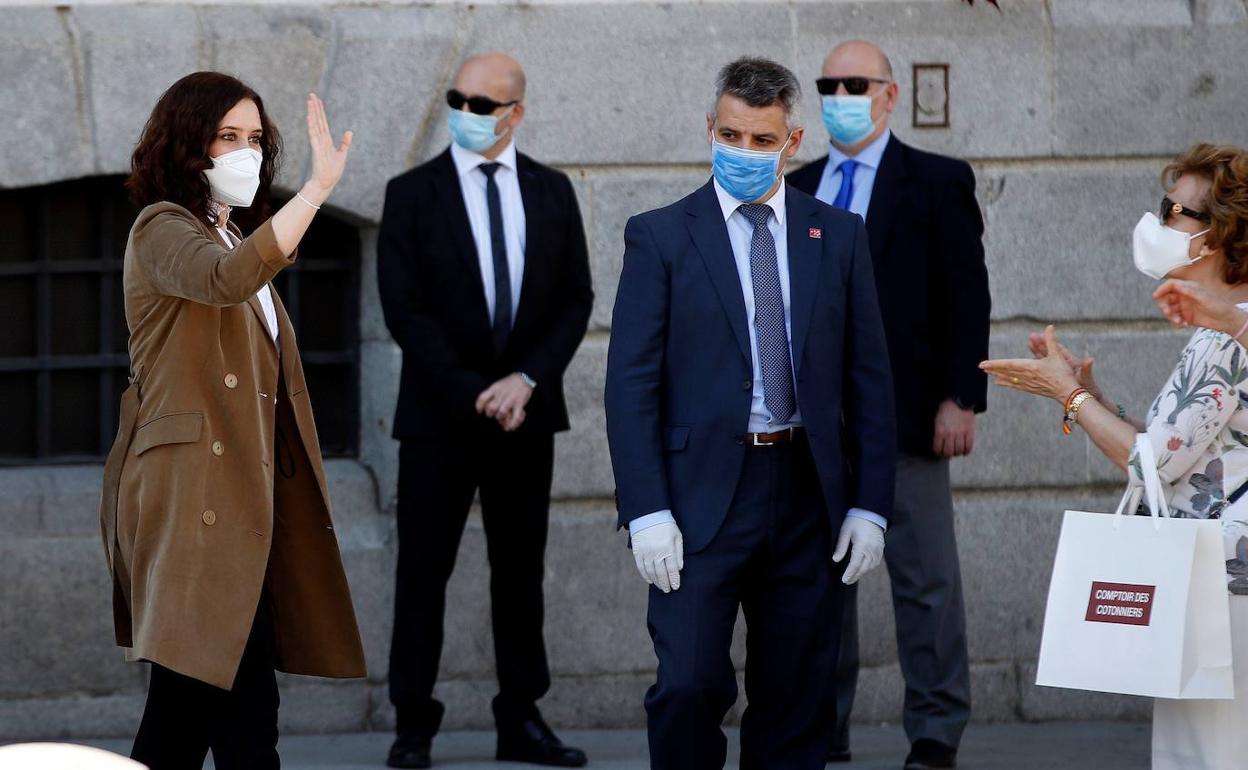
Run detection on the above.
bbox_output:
[1160,196,1211,224]
[446,89,518,116]
[815,76,891,96]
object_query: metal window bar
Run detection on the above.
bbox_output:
[0,179,361,464]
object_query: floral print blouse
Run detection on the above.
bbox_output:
[1129,319,1248,593]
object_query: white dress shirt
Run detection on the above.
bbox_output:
[217,226,279,348]
[814,128,892,220]
[629,179,885,535]
[450,140,527,324]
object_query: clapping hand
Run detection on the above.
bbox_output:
[1153,278,1248,336]
[1027,330,1103,403]
[980,325,1082,403]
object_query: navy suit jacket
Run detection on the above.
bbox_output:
[788,136,991,456]
[605,180,896,554]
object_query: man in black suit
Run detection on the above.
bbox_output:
[788,40,991,770]
[377,52,592,769]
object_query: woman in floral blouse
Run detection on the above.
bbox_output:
[983,143,1248,770]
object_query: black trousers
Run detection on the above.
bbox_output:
[645,438,843,770]
[130,595,279,770]
[389,426,555,738]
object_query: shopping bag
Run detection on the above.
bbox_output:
[1035,435,1233,699]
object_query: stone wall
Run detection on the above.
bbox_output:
[4,0,1248,741]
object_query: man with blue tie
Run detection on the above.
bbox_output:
[788,40,991,770]
[378,53,592,769]
[605,57,896,770]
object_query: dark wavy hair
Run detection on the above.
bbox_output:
[127,71,282,227]
[1164,143,1248,284]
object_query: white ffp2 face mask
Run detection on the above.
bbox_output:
[1132,211,1210,280]
[204,148,262,208]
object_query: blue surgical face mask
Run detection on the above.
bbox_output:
[448,107,512,153]
[821,94,879,146]
[710,133,792,203]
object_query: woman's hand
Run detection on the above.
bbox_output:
[304,93,352,201]
[980,325,1083,403]
[1154,278,1248,337]
[1028,331,1104,403]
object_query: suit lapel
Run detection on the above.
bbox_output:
[786,187,821,376]
[686,182,750,365]
[510,154,542,342]
[432,149,491,322]
[864,135,906,259]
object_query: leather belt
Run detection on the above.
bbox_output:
[740,426,804,447]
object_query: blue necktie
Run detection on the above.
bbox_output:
[479,162,511,351]
[738,204,796,424]
[831,158,858,210]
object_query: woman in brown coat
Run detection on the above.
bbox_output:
[99,71,366,768]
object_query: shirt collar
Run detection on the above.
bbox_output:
[827,127,891,172]
[450,139,519,177]
[713,177,787,226]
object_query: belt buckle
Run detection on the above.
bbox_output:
[751,432,768,447]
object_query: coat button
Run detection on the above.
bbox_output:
[211,440,224,456]
[202,509,217,526]
[224,373,238,389]
[742,380,752,391]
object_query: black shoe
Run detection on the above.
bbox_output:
[904,739,957,770]
[827,746,853,763]
[496,718,588,767]
[387,735,432,769]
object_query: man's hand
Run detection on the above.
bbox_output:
[833,517,884,585]
[933,398,976,458]
[631,521,684,593]
[475,373,534,432]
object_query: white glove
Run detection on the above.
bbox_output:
[631,521,684,593]
[833,517,885,585]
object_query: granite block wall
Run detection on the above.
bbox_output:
[3,0,1246,739]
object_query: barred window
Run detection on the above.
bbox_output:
[0,177,359,465]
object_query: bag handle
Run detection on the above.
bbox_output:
[1113,434,1170,530]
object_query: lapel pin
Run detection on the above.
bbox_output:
[809,228,822,239]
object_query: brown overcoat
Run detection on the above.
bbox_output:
[99,201,366,689]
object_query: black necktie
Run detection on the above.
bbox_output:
[479,162,511,352]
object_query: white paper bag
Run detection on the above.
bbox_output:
[1035,435,1233,699]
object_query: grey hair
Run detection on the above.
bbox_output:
[711,57,802,129]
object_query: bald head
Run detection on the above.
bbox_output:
[454,52,527,104]
[822,39,892,81]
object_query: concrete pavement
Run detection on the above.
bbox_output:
[58,722,1150,769]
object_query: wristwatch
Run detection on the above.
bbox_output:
[519,372,537,389]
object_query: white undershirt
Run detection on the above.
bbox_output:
[216,226,280,348]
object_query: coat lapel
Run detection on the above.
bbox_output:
[686,181,750,365]
[864,135,906,259]
[785,187,821,376]
[216,220,276,347]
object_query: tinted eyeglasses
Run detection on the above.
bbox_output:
[446,89,518,116]
[815,76,891,96]
[1160,196,1211,224]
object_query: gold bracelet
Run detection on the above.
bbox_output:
[1062,391,1095,435]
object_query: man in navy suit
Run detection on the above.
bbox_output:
[605,57,896,770]
[788,40,991,770]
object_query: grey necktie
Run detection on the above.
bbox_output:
[737,204,796,424]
